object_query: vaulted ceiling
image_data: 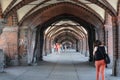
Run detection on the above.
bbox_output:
[0,0,118,54]
[44,20,87,44]
[0,0,119,26]
[0,0,119,38]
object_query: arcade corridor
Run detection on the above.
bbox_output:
[0,0,120,79]
[0,50,119,80]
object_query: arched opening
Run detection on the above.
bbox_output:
[0,0,120,78]
[31,14,96,63]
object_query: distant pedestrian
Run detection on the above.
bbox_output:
[93,40,106,80]
[55,43,60,54]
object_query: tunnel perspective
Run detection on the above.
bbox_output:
[43,20,88,56]
[33,14,96,63]
[0,0,119,77]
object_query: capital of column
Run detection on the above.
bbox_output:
[3,26,18,32]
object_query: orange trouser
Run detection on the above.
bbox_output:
[95,59,106,80]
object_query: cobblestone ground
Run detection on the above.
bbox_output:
[0,50,120,80]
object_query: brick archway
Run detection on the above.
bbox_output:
[32,14,96,62]
[21,2,103,28]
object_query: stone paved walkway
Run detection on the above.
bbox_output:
[0,50,120,80]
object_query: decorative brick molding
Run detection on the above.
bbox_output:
[3,27,18,32]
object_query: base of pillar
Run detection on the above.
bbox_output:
[10,59,19,66]
[39,58,43,61]
[112,58,120,76]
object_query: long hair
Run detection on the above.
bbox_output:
[94,40,102,47]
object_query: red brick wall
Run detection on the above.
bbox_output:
[104,14,113,55]
[0,27,18,59]
[6,16,13,26]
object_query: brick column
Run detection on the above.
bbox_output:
[44,36,51,55]
[27,28,36,64]
[47,37,51,54]
[2,27,19,66]
[49,38,52,53]
[117,17,120,76]
[50,38,54,53]
[43,36,47,56]
[104,13,113,68]
[82,38,86,55]
[76,40,79,52]
[39,31,44,61]
[112,3,120,76]
[18,26,28,65]
[77,39,81,52]
[35,31,41,62]
[112,16,119,76]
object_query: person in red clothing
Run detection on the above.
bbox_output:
[56,43,60,54]
[93,40,106,80]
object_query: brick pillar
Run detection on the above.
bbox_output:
[82,38,86,54]
[117,18,120,76]
[2,27,19,66]
[49,38,52,53]
[39,30,44,61]
[112,3,120,76]
[46,36,50,54]
[85,36,89,57]
[18,26,28,65]
[35,31,41,62]
[50,38,54,53]
[43,36,48,56]
[27,28,36,64]
[79,40,82,53]
[112,16,119,76]
[104,13,113,68]
[81,39,83,54]
[77,39,80,52]
[76,40,79,52]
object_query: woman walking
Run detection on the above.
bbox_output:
[93,40,106,80]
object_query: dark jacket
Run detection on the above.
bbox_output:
[94,46,106,61]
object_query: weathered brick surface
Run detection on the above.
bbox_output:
[6,16,13,27]
[0,27,18,59]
